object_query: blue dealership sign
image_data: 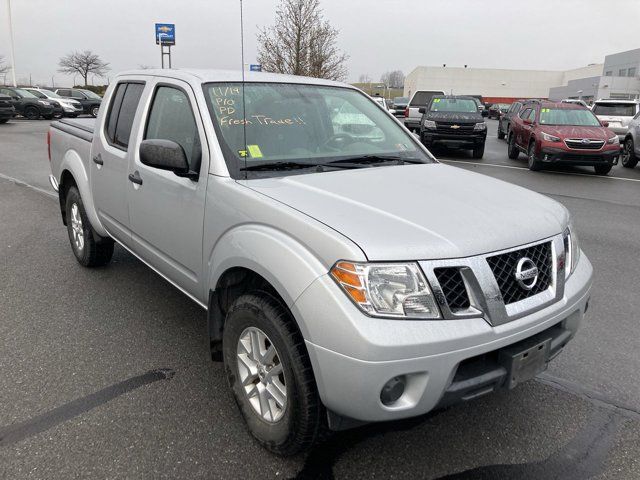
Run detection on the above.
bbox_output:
[155,23,176,45]
[249,64,262,72]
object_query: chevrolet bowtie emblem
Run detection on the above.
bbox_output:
[450,125,460,129]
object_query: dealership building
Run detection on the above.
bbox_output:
[404,48,640,104]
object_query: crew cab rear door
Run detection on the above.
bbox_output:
[91,79,146,246]
[126,78,209,302]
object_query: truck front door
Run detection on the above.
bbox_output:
[127,80,208,302]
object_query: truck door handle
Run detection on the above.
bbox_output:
[128,171,143,185]
[92,154,103,165]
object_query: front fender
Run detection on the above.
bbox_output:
[59,150,108,237]
[208,224,330,338]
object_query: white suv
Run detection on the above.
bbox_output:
[592,99,640,141]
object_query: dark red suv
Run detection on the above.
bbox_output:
[507,101,621,175]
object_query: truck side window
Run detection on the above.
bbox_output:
[105,82,145,150]
[519,108,531,119]
[145,86,201,171]
[528,109,536,123]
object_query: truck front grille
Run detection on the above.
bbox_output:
[434,267,470,310]
[435,122,475,135]
[486,242,553,305]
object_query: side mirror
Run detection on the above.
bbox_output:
[481,110,489,117]
[139,139,198,179]
[601,121,609,128]
[419,107,426,114]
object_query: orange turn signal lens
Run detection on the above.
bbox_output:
[330,262,367,305]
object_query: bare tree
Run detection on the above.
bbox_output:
[358,73,372,83]
[58,50,110,86]
[257,0,348,81]
[0,55,10,76]
[380,70,405,89]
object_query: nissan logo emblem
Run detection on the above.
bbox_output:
[515,257,539,291]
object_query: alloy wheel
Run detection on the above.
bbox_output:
[236,327,287,423]
[70,203,85,251]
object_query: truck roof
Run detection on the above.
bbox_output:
[115,68,352,89]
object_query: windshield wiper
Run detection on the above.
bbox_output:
[327,155,426,166]
[240,161,367,172]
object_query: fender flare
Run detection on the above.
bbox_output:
[207,224,332,341]
[59,150,108,237]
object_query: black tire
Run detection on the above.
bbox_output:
[64,186,114,267]
[621,138,638,168]
[43,114,54,120]
[497,124,505,140]
[223,292,324,456]
[24,106,40,120]
[527,142,542,171]
[0,119,8,124]
[594,164,612,175]
[507,133,520,159]
[90,106,99,118]
[472,143,485,159]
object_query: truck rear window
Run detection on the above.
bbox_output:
[592,103,636,116]
[410,91,443,107]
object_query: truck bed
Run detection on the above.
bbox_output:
[52,118,96,142]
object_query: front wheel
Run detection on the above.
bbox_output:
[527,142,542,171]
[65,186,114,267]
[24,106,40,120]
[223,293,324,456]
[621,138,638,168]
[472,143,485,159]
[594,164,612,175]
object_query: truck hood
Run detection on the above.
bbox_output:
[244,164,568,261]
[423,111,484,124]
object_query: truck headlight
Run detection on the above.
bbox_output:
[423,120,436,129]
[474,122,486,131]
[563,222,580,279]
[542,132,561,142]
[608,135,619,145]
[330,261,441,319]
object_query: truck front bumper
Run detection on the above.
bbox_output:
[293,252,592,424]
[421,131,487,148]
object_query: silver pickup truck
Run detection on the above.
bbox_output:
[48,69,593,455]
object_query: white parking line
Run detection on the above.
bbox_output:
[0,172,57,199]
[439,159,640,183]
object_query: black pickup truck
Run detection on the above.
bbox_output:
[419,95,489,159]
[0,94,15,124]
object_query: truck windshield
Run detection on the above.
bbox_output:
[539,109,601,126]
[203,82,433,178]
[429,98,478,113]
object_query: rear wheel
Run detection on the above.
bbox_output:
[527,142,542,171]
[223,293,324,456]
[65,186,114,267]
[594,164,612,175]
[621,138,638,168]
[507,133,519,159]
[24,106,40,120]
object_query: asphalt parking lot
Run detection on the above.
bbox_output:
[1,118,640,479]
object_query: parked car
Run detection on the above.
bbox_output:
[391,96,409,117]
[0,87,58,120]
[48,69,592,456]
[419,95,488,158]
[507,101,620,175]
[498,100,529,140]
[55,88,102,117]
[0,94,16,124]
[405,90,445,131]
[488,103,510,119]
[591,99,640,142]
[561,99,588,108]
[371,95,389,110]
[621,111,640,169]
[24,88,84,118]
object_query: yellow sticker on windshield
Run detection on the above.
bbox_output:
[247,145,263,158]
[542,108,550,113]
[433,98,441,103]
[238,150,248,157]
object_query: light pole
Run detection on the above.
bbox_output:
[5,0,17,87]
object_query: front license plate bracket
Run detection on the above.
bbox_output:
[499,337,551,389]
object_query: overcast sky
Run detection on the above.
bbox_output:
[1,0,639,87]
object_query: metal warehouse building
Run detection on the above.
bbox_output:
[404,48,640,104]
